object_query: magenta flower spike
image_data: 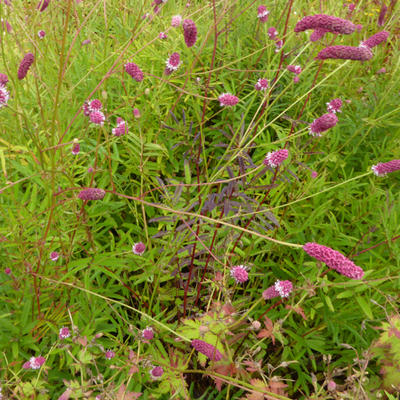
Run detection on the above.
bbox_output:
[309,113,338,136]
[89,99,102,111]
[125,62,144,82]
[0,73,8,86]
[23,356,46,369]
[50,251,59,261]
[0,86,9,108]
[59,327,71,339]
[18,53,34,80]
[362,30,389,48]
[150,366,164,380]
[326,98,342,113]
[132,242,146,255]
[171,15,182,27]
[37,0,49,12]
[159,31,167,39]
[71,142,80,155]
[112,118,128,136]
[257,5,269,23]
[316,45,373,61]
[287,65,302,74]
[262,280,293,300]
[78,188,106,200]
[303,242,364,279]
[165,52,181,75]
[230,265,249,283]
[268,27,278,40]
[310,28,329,42]
[255,78,268,91]
[378,4,387,26]
[371,160,400,176]
[263,148,289,168]
[105,350,115,360]
[218,93,239,107]
[142,327,154,341]
[191,339,223,361]
[38,30,46,39]
[294,14,357,35]
[182,19,197,47]
[89,110,105,126]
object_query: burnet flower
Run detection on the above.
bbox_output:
[18,53,34,80]
[105,350,115,360]
[268,27,278,40]
[316,45,373,61]
[230,265,249,283]
[218,93,239,107]
[23,356,46,369]
[263,149,289,168]
[262,280,293,300]
[142,327,154,341]
[257,5,269,23]
[165,52,181,75]
[371,160,400,176]
[310,28,329,42]
[182,19,197,47]
[71,141,80,155]
[294,14,358,35]
[112,118,128,136]
[0,73,8,86]
[38,30,46,39]
[191,339,223,361]
[0,85,9,108]
[132,242,146,255]
[309,113,338,136]
[171,15,182,27]
[89,110,105,126]
[37,0,49,12]
[287,65,302,75]
[59,327,71,339]
[303,242,364,279]
[150,366,164,380]
[362,30,389,48]
[254,78,268,91]
[125,62,144,82]
[326,98,342,113]
[78,188,106,200]
[50,251,59,261]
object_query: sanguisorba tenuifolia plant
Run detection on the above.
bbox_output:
[0,0,399,398]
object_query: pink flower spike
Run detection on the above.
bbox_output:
[262,280,293,300]
[254,78,268,91]
[230,265,249,284]
[37,0,49,12]
[303,242,364,279]
[310,28,329,42]
[268,27,278,40]
[89,110,105,126]
[326,98,342,113]
[132,242,146,255]
[89,99,102,111]
[38,30,46,39]
[377,67,386,74]
[218,93,239,107]
[294,14,357,35]
[263,149,289,168]
[18,53,34,80]
[362,30,389,48]
[133,108,141,118]
[150,366,164,379]
[257,5,269,23]
[30,356,46,369]
[78,188,106,201]
[59,327,71,339]
[142,327,154,341]
[378,4,387,27]
[275,39,283,52]
[71,142,80,155]
[293,76,300,83]
[105,350,115,360]
[287,65,302,75]
[0,86,9,108]
[316,45,373,61]
[311,170,318,179]
[191,339,223,361]
[309,113,338,137]
[371,160,400,176]
[5,267,11,275]
[159,31,167,39]
[50,251,59,261]
[125,62,144,82]
[0,73,8,86]
[183,19,197,47]
[82,39,91,45]
[22,360,32,369]
[165,52,181,75]
[112,119,128,136]
[171,15,182,27]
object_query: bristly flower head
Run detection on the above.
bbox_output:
[132,242,146,255]
[254,78,268,91]
[171,15,182,27]
[309,113,338,136]
[150,366,164,380]
[38,30,46,39]
[326,98,342,113]
[371,160,400,176]
[142,327,154,341]
[0,73,8,86]
[262,280,293,300]
[71,139,80,155]
[191,339,223,361]
[89,99,102,111]
[37,0,49,12]
[125,62,144,82]
[218,93,239,107]
[275,39,283,52]
[89,110,105,126]
[257,5,269,22]
[316,45,373,61]
[287,65,302,75]
[230,265,249,284]
[303,242,364,279]
[0,85,9,108]
[18,53,34,80]
[268,27,278,40]
[112,118,128,136]
[182,19,197,47]
[105,350,115,360]
[78,188,106,201]
[310,28,329,42]
[263,148,289,168]
[133,107,141,118]
[50,251,59,261]
[362,30,389,48]
[23,356,46,370]
[294,14,358,35]
[165,52,181,75]
[59,327,70,339]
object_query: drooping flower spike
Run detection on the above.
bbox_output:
[125,62,144,82]
[182,19,197,47]
[303,242,364,279]
[309,113,338,136]
[191,339,223,361]
[263,149,289,168]
[316,45,373,61]
[294,14,358,35]
[287,65,302,75]
[78,188,106,200]
[262,280,293,300]
[371,160,400,176]
[218,93,239,107]
[257,5,269,23]
[362,30,389,48]
[37,0,49,12]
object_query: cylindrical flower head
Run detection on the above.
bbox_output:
[89,110,105,126]
[287,65,302,74]
[303,242,364,279]
[191,339,223,361]
[112,119,128,136]
[50,251,59,261]
[263,148,289,168]
[132,242,146,255]
[310,28,329,42]
[218,93,239,107]
[142,327,154,340]
[316,45,373,61]
[0,86,9,108]
[0,73,8,86]
[255,78,268,91]
[378,5,387,27]
[230,265,249,283]
[71,142,80,155]
[262,280,293,300]
[18,53,35,80]
[125,62,144,82]
[171,15,182,27]
[326,98,342,113]
[294,14,357,34]
[37,0,49,12]
[257,5,269,23]
[150,366,164,379]
[309,113,338,136]
[38,30,46,39]
[165,52,181,75]
[89,99,102,110]
[362,30,389,48]
[59,327,70,339]
[182,19,197,47]
[371,160,400,176]
[78,188,106,200]
[268,27,278,40]
[105,350,115,360]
